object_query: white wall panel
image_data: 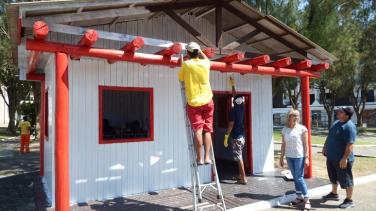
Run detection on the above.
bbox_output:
[44,54,56,207]
[40,14,276,205]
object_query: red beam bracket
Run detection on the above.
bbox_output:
[26,73,45,81]
[285,60,312,70]
[70,30,99,60]
[263,57,291,68]
[237,55,270,65]
[155,43,182,56]
[29,21,49,74]
[214,52,244,63]
[108,36,145,64]
[202,48,215,59]
[311,62,329,71]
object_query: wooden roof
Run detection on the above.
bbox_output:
[6,0,338,65]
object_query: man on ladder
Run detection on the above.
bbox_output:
[179,42,226,210]
[178,42,213,166]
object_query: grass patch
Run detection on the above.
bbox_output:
[0,127,20,139]
[273,130,376,145]
[357,127,376,134]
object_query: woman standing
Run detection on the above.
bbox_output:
[280,109,311,211]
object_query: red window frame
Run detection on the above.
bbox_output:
[44,88,49,141]
[98,86,154,144]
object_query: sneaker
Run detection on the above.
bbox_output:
[339,198,354,209]
[322,192,340,201]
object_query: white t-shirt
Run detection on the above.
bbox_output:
[281,124,308,158]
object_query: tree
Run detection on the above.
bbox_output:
[1,3,33,134]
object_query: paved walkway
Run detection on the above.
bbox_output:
[1,134,376,211]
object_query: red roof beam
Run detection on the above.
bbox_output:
[202,48,216,59]
[155,43,182,56]
[70,30,99,60]
[29,21,49,74]
[214,52,244,63]
[26,39,321,78]
[311,62,330,71]
[237,55,270,65]
[263,57,291,68]
[26,73,45,81]
[285,60,312,70]
[180,48,216,62]
[108,36,144,64]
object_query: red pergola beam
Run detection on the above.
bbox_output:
[181,48,216,62]
[202,48,216,59]
[155,43,182,56]
[213,52,244,63]
[29,21,49,74]
[26,73,45,81]
[285,60,312,70]
[70,30,99,60]
[26,39,321,78]
[264,57,291,68]
[237,55,270,65]
[108,36,145,64]
[311,62,329,71]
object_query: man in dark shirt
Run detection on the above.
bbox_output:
[224,76,246,185]
[322,106,357,209]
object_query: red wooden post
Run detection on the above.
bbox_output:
[301,76,312,179]
[55,52,70,210]
[70,30,98,60]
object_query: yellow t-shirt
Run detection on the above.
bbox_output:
[18,121,31,135]
[178,58,213,107]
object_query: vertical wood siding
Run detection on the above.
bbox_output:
[43,54,56,206]
[42,15,274,205]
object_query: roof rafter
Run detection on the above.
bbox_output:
[24,6,151,24]
[220,2,308,59]
[223,29,262,50]
[146,0,216,12]
[163,10,217,48]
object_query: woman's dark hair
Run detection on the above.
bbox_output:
[187,49,199,58]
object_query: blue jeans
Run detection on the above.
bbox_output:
[286,157,309,199]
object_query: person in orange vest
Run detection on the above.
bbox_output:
[18,116,31,154]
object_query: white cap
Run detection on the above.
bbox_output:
[235,97,243,105]
[185,42,200,52]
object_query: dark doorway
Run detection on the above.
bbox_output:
[212,92,252,180]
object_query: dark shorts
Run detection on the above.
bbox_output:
[186,100,214,133]
[326,159,354,189]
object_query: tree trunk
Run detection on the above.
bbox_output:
[32,82,41,142]
[7,101,17,135]
[327,112,333,130]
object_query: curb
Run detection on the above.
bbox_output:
[228,174,376,211]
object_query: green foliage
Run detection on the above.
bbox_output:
[19,102,36,126]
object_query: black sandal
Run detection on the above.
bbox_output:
[289,198,303,206]
[302,202,311,211]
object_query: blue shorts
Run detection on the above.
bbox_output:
[326,159,354,189]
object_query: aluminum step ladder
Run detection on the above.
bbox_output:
[180,81,226,211]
